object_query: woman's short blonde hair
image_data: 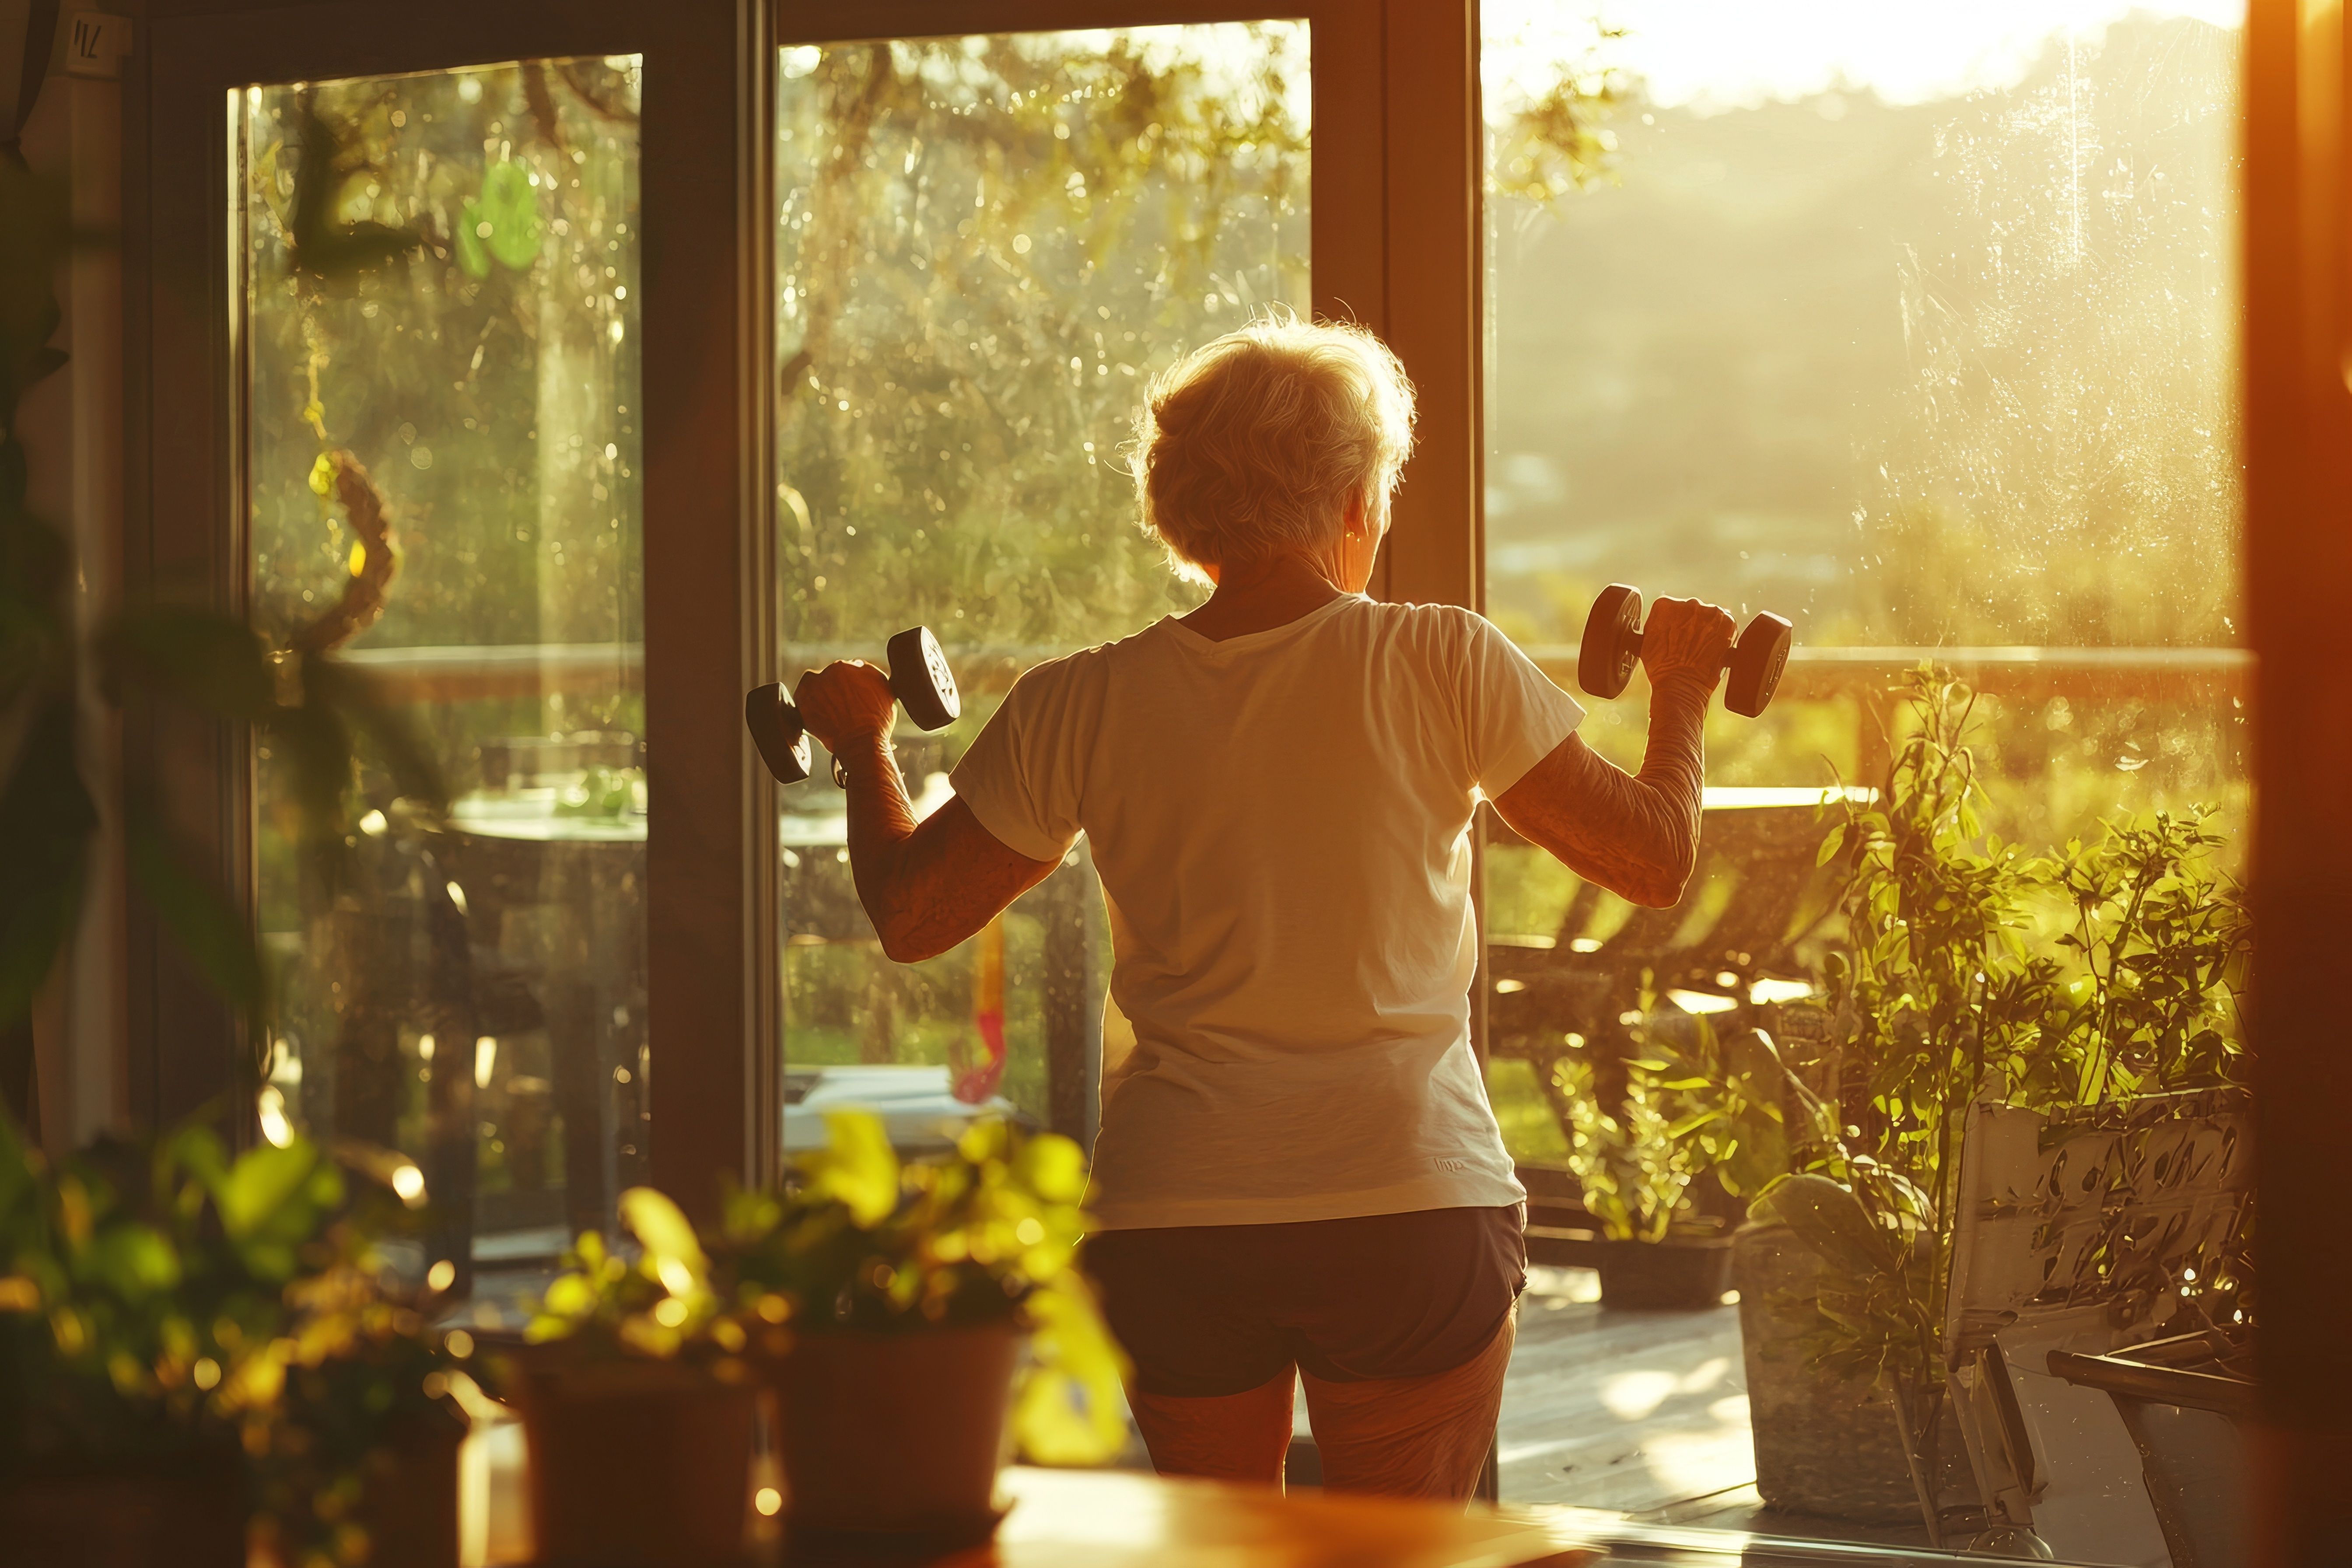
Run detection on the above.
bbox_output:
[1130,312,1416,583]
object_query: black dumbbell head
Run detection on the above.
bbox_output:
[1578,584,1645,701]
[745,682,812,784]
[1725,612,1793,718]
[887,626,961,732]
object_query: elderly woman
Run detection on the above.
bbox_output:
[793,315,1734,1502]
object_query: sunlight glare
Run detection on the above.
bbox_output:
[1600,1368,1679,1420]
[1484,0,2244,112]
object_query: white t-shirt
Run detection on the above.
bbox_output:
[949,594,1585,1230]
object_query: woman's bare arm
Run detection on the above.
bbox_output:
[1492,683,1709,907]
[1491,597,1733,909]
[793,662,1060,963]
[830,731,1060,963]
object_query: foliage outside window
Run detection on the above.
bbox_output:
[768,28,1309,1119]
[1755,672,2249,1491]
[1477,8,2249,1180]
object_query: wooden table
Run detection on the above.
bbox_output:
[934,1467,1597,1568]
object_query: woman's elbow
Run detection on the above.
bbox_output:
[1627,878,1681,910]
[1631,843,1698,908]
[875,920,943,966]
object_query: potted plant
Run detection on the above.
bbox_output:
[0,1113,463,1568]
[1555,1010,1788,1309]
[720,1110,1125,1552]
[254,1240,470,1568]
[511,1187,760,1568]
[1740,670,2251,1540]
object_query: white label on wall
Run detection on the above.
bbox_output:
[62,13,131,80]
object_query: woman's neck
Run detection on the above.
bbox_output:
[1177,553,1348,642]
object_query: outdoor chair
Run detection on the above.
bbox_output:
[1484,793,1842,1126]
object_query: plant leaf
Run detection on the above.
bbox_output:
[122,797,266,1018]
[0,699,96,1026]
[1013,1274,1129,1466]
[619,1185,707,1281]
[1752,1173,1889,1278]
[804,1110,901,1228]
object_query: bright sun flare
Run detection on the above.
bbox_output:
[1485,0,2244,110]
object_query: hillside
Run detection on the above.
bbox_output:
[1484,12,2240,649]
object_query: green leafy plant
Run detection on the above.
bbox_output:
[525,1185,734,1361]
[1748,668,2252,1524]
[1559,1054,1700,1244]
[2045,805,2248,1100]
[0,1111,458,1564]
[1559,1005,1792,1243]
[455,158,542,279]
[721,1111,1127,1466]
[516,1112,1127,1465]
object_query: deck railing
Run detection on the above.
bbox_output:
[341,640,2253,719]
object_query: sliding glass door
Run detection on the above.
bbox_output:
[142,0,758,1282]
[236,56,648,1265]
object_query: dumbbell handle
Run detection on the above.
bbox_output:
[1580,585,1791,717]
[746,625,961,788]
[1618,624,1740,673]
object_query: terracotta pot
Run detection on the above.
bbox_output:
[0,1444,247,1568]
[361,1408,468,1568]
[770,1322,1020,1550]
[513,1358,758,1568]
[1595,1235,1736,1309]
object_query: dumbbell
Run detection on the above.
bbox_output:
[1576,584,1792,718]
[745,626,961,786]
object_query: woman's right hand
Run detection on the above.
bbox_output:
[1639,596,1737,690]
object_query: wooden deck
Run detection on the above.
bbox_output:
[1489,1267,1933,1547]
[1495,1267,1754,1513]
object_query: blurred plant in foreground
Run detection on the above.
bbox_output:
[725,1110,1126,1466]
[0,1110,461,1564]
[2,138,442,1118]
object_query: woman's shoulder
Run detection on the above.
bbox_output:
[1004,638,1113,703]
[1331,596,1497,651]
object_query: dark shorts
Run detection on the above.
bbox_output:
[1083,1204,1527,1398]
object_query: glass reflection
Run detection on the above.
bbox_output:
[240,57,645,1271]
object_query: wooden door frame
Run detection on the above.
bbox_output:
[127,0,774,1221]
[2244,0,2352,1555]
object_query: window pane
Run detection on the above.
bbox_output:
[240,57,644,1269]
[773,26,1309,1148]
[1480,2,2246,1544]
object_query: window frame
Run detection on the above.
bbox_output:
[2245,0,2352,1535]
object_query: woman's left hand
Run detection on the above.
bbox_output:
[794,660,897,754]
